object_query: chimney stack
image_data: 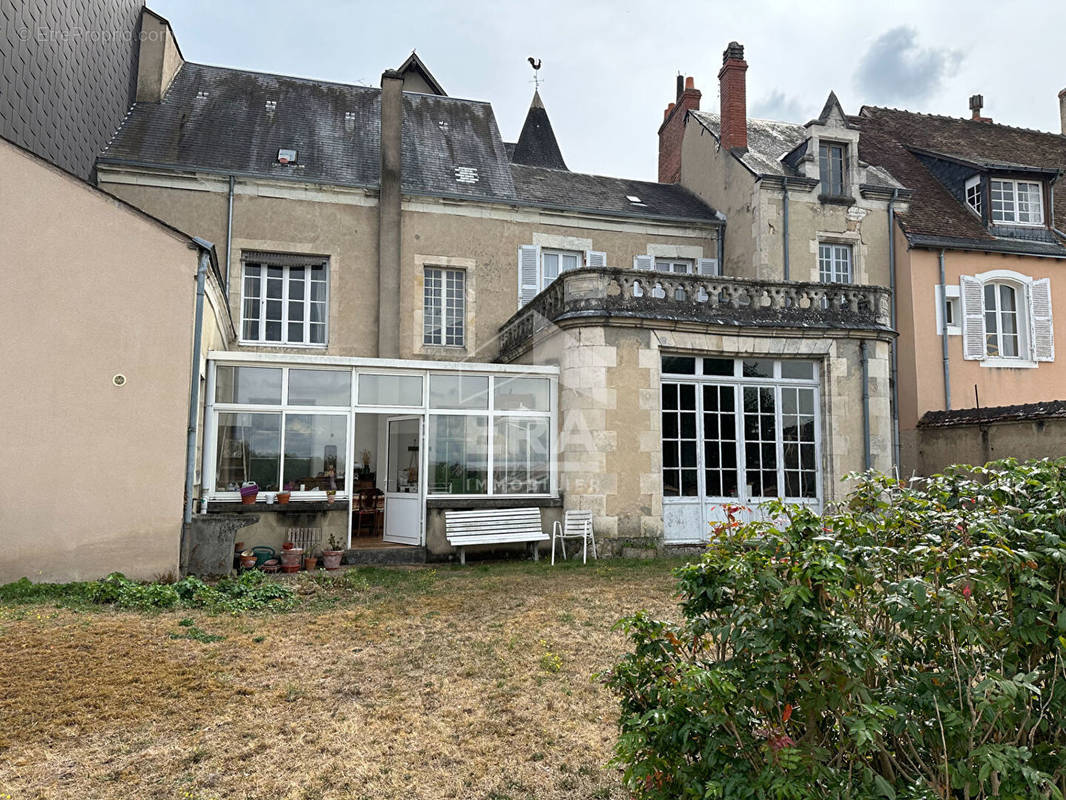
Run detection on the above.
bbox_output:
[969,94,992,123]
[377,69,403,358]
[718,42,748,152]
[657,74,701,183]
[1059,88,1066,135]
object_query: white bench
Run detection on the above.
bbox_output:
[444,508,549,565]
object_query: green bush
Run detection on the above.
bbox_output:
[605,459,1066,800]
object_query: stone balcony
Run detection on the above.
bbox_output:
[497,267,892,361]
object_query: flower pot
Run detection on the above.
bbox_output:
[262,558,280,574]
[239,554,258,569]
[282,541,295,551]
[277,492,290,504]
[280,564,300,574]
[303,556,318,571]
[326,494,336,505]
[321,550,343,571]
[241,493,257,505]
[279,547,303,571]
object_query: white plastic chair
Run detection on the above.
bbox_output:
[551,510,596,565]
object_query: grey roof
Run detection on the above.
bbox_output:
[511,90,567,170]
[510,164,722,222]
[919,399,1066,427]
[101,61,719,222]
[690,111,807,177]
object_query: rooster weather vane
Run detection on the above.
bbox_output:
[528,57,542,89]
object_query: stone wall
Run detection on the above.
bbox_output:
[916,418,1066,476]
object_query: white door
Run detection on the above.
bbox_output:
[384,416,422,545]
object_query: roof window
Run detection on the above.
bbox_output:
[627,195,646,207]
[265,100,277,112]
[277,149,297,165]
[455,166,479,184]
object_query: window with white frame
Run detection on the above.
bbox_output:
[541,249,582,287]
[818,243,853,283]
[819,141,848,196]
[959,271,1054,364]
[423,267,465,347]
[990,179,1044,225]
[518,246,605,306]
[654,258,694,274]
[241,253,328,345]
[965,176,982,217]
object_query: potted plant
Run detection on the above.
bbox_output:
[239,549,258,569]
[321,534,344,571]
[326,489,337,505]
[303,552,319,571]
[279,546,303,573]
[276,490,291,504]
[239,482,259,505]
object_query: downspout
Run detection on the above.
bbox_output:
[183,247,209,529]
[781,180,790,281]
[717,222,725,269]
[861,339,872,470]
[938,248,952,411]
[888,189,901,473]
[224,175,235,298]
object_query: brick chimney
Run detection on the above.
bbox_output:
[969,94,992,123]
[1059,88,1066,135]
[718,42,748,152]
[657,75,701,183]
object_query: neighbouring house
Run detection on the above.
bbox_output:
[0,134,233,582]
[856,96,1066,474]
[650,42,903,536]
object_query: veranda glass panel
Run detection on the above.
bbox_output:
[214,412,281,491]
[493,417,550,494]
[493,376,550,411]
[282,414,347,492]
[702,384,738,497]
[781,387,817,498]
[215,366,282,404]
[429,374,489,409]
[428,415,488,494]
[287,369,351,406]
[358,374,424,406]
[662,382,699,497]
[743,386,778,497]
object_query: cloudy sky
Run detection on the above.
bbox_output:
[152,0,1065,181]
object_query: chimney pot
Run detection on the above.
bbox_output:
[969,93,983,119]
[676,74,684,100]
[1059,88,1066,135]
[685,76,695,90]
[718,41,748,152]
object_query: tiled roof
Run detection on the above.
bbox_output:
[919,400,1066,428]
[101,62,719,222]
[855,107,1066,256]
[510,90,567,170]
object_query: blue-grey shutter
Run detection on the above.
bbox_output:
[960,276,985,360]
[519,245,540,307]
[634,255,654,271]
[1030,278,1054,361]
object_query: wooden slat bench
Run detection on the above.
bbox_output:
[444,508,549,565]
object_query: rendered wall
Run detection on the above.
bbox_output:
[917,419,1066,476]
[0,141,219,582]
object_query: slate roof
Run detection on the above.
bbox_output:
[101,61,721,224]
[511,164,721,222]
[856,107,1066,256]
[919,399,1066,428]
[510,90,567,170]
[690,111,807,177]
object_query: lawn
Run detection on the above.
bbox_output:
[0,558,688,800]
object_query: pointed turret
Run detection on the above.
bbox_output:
[511,90,567,170]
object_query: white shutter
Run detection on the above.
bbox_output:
[585,250,607,268]
[1030,277,1054,361]
[634,255,654,271]
[959,276,986,360]
[518,245,540,307]
[697,258,719,276]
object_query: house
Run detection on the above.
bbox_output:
[0,134,233,582]
[856,97,1066,474]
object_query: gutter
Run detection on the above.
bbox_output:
[860,339,872,470]
[888,189,901,473]
[938,248,952,412]
[183,242,211,530]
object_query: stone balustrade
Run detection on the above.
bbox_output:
[497,267,892,360]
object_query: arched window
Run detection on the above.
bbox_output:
[959,271,1054,364]
[983,282,1021,358]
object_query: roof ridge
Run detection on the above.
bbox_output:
[861,104,1066,140]
[511,162,682,187]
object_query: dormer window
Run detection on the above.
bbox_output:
[819,141,848,196]
[965,176,982,217]
[990,179,1044,225]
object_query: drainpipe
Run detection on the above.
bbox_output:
[887,189,901,473]
[183,246,210,530]
[938,248,952,411]
[861,339,872,470]
[781,180,790,280]
[224,175,235,298]
[717,224,725,270]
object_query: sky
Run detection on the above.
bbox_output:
[151,0,1066,181]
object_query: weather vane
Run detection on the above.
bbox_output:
[528,57,542,89]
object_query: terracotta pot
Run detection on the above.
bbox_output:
[280,564,300,574]
[303,556,318,571]
[241,493,257,505]
[279,548,303,570]
[321,550,343,571]
[282,542,296,551]
[277,492,291,504]
[239,554,258,569]
[326,494,336,505]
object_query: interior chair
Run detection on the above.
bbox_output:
[353,488,384,537]
[551,509,596,565]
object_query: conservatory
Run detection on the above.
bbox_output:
[202,352,558,549]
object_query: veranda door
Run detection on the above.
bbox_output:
[383,416,423,545]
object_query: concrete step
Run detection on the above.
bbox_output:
[342,546,427,566]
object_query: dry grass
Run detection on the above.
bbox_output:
[0,558,687,799]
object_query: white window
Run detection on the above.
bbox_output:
[819,141,848,196]
[241,254,328,345]
[424,267,465,347]
[960,272,1054,364]
[990,179,1044,225]
[541,249,581,287]
[655,258,694,274]
[935,284,961,335]
[818,243,853,283]
[518,246,606,306]
[965,175,982,217]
